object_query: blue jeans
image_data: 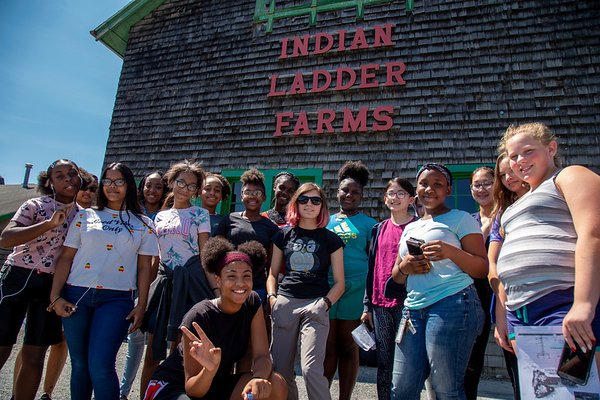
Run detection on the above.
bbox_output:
[120,329,146,397]
[391,285,484,400]
[62,285,133,400]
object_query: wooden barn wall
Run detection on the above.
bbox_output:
[104,0,600,219]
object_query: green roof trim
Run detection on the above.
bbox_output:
[91,0,167,58]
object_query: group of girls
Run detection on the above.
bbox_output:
[1,121,599,400]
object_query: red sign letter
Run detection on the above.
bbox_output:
[385,62,406,86]
[342,108,368,133]
[268,75,286,97]
[314,32,334,55]
[293,112,311,135]
[311,70,332,93]
[359,64,380,89]
[274,112,294,137]
[373,106,394,131]
[316,109,336,134]
[335,68,357,91]
[374,24,395,48]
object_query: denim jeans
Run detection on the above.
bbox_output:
[391,285,484,400]
[119,329,146,397]
[372,304,403,400]
[62,285,133,400]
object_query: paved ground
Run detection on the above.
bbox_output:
[0,336,513,399]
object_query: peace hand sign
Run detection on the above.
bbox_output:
[181,322,222,372]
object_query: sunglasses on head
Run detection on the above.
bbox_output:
[297,195,322,206]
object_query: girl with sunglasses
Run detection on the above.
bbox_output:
[267,183,345,400]
[325,161,377,399]
[391,163,488,400]
[76,169,98,209]
[49,162,159,399]
[0,159,81,400]
[361,178,417,400]
[141,160,213,393]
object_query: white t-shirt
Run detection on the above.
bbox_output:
[64,208,159,291]
[154,206,211,269]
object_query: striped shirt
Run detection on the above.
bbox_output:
[496,171,576,311]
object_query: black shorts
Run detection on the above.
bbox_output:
[0,265,62,346]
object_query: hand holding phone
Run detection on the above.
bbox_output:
[406,237,431,270]
[557,340,594,385]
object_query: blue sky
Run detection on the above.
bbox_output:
[0,1,129,184]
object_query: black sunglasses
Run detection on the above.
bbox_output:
[298,195,322,206]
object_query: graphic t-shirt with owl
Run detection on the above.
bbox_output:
[63,208,159,291]
[273,226,344,299]
[4,196,79,273]
[154,206,211,269]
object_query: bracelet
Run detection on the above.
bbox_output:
[398,265,409,277]
[267,293,277,300]
[46,296,61,313]
[322,296,332,311]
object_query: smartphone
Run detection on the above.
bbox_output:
[406,237,431,270]
[406,237,425,256]
[557,340,594,385]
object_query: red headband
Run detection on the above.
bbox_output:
[217,252,252,272]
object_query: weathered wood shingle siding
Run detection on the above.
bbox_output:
[104,0,600,219]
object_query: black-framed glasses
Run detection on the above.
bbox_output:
[101,178,126,187]
[470,181,493,191]
[298,195,322,206]
[175,179,198,192]
[385,191,409,199]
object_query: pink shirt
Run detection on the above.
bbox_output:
[4,196,78,274]
[372,218,416,308]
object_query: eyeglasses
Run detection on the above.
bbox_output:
[298,195,322,206]
[101,178,126,187]
[242,189,263,197]
[385,191,409,199]
[175,179,198,192]
[82,186,98,193]
[470,181,493,191]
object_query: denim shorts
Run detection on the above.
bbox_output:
[506,287,600,340]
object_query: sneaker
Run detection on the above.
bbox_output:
[39,394,51,400]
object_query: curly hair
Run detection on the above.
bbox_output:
[240,168,266,193]
[201,237,267,277]
[206,173,231,201]
[338,161,370,187]
[163,160,205,208]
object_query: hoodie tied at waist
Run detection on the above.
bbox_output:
[142,256,214,361]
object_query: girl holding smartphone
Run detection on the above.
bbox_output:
[498,123,600,374]
[391,163,488,400]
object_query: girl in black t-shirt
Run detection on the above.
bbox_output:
[144,238,287,400]
[267,183,345,400]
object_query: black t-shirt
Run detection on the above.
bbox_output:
[273,226,344,299]
[152,292,261,389]
[214,212,279,290]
